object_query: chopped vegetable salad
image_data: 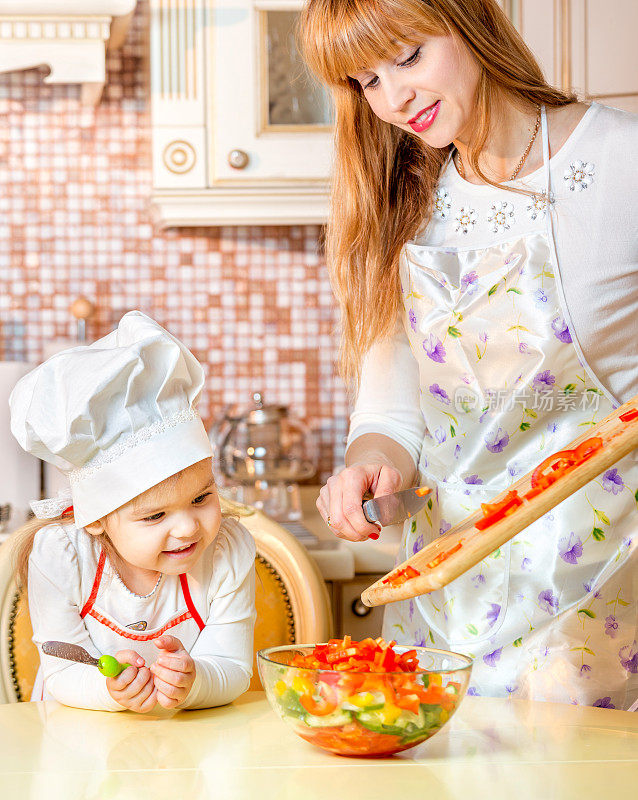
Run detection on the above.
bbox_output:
[260,637,470,757]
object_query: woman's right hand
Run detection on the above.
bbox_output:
[106,649,157,713]
[316,462,403,542]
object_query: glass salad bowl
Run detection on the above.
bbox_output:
[258,640,472,757]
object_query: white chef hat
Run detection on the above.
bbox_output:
[9,311,213,527]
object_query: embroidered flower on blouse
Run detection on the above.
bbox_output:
[526,192,548,220]
[455,206,477,234]
[564,160,595,192]
[433,187,452,220]
[487,201,515,233]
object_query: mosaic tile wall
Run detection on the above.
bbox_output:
[0,2,349,481]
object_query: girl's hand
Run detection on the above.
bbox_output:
[317,462,402,542]
[106,650,157,713]
[150,635,196,708]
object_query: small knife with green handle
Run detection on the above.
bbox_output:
[41,640,131,677]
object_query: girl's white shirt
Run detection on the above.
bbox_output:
[349,102,638,464]
[28,517,256,711]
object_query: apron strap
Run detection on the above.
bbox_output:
[80,549,106,618]
[541,105,551,198]
[180,573,205,631]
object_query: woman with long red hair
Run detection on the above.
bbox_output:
[300,0,638,709]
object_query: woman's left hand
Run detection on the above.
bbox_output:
[150,634,196,708]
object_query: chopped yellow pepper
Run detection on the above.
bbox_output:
[292,676,314,696]
[347,692,376,708]
[381,703,403,725]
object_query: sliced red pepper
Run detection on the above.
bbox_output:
[619,408,638,422]
[573,436,603,460]
[530,450,578,489]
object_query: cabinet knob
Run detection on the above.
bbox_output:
[228,149,249,170]
[351,598,372,618]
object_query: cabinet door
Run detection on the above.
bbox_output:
[150,0,209,189]
[513,0,638,112]
[210,0,333,183]
[569,0,638,112]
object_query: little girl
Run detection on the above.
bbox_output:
[10,311,256,713]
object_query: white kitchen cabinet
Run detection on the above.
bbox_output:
[508,0,638,112]
[0,1,137,105]
[150,0,333,227]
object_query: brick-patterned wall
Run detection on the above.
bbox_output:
[0,2,349,479]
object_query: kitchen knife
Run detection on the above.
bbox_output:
[42,640,130,677]
[362,486,431,527]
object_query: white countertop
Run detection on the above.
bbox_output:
[2,693,636,800]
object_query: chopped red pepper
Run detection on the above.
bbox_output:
[619,408,638,422]
[381,564,421,587]
[475,490,523,530]
[289,637,422,675]
[426,541,463,568]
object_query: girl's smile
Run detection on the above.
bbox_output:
[85,458,221,593]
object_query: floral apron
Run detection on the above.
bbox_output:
[383,108,638,709]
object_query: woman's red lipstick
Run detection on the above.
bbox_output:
[408,100,441,133]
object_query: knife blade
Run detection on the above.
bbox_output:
[42,640,130,677]
[42,641,100,666]
[362,486,431,527]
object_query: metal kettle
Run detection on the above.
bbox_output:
[211,393,316,520]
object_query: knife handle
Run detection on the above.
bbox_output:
[97,655,131,678]
[361,501,379,525]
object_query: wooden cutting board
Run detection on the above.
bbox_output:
[361,395,638,608]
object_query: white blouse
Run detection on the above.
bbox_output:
[28,518,256,711]
[349,103,638,464]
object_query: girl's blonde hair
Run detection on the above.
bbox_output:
[13,512,117,590]
[298,0,576,388]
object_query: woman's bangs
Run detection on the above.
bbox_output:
[302,0,437,86]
